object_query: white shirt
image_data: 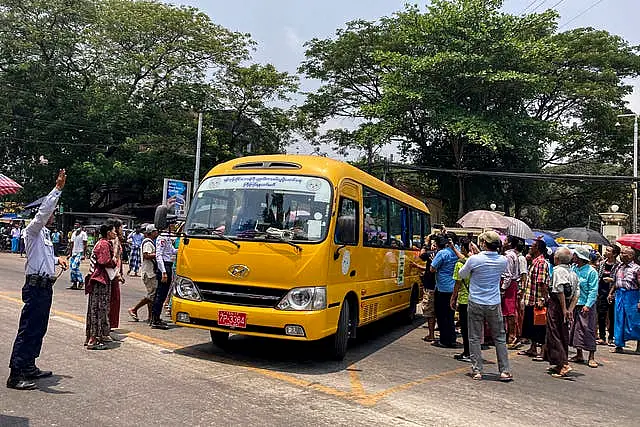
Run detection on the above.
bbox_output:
[11,227,20,238]
[70,229,88,254]
[141,238,156,277]
[155,234,177,273]
[24,188,61,277]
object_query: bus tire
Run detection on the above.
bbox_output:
[403,285,419,324]
[210,331,230,348]
[329,300,350,360]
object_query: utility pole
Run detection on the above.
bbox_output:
[193,111,203,197]
[617,113,638,233]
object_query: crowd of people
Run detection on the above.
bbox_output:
[416,229,640,381]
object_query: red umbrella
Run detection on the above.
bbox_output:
[616,234,640,250]
[0,174,22,196]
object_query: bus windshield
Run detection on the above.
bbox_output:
[186,174,333,242]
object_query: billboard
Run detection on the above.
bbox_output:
[162,178,191,219]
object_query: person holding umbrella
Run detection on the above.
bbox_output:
[7,170,68,390]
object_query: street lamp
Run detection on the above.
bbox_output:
[617,113,638,233]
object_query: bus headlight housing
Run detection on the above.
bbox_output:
[276,287,327,311]
[174,276,201,301]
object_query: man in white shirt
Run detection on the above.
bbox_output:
[11,224,21,253]
[67,223,87,290]
[152,226,177,329]
[128,225,159,323]
[7,170,68,390]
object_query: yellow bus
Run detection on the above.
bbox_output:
[160,155,430,359]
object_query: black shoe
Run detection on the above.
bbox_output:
[23,367,53,379]
[151,321,169,330]
[6,375,37,390]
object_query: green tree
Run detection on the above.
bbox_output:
[0,0,297,214]
[301,0,640,226]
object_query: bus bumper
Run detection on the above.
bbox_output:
[170,296,340,341]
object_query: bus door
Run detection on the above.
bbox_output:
[327,180,362,310]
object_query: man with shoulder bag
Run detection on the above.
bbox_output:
[128,225,159,324]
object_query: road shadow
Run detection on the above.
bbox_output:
[174,314,426,375]
[36,374,74,394]
[0,415,29,426]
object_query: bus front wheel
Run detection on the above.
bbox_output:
[329,300,350,360]
[210,331,230,348]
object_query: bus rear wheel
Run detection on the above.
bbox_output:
[210,331,230,348]
[328,300,350,360]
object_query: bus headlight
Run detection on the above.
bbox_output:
[276,287,327,311]
[174,276,201,301]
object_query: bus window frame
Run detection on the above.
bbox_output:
[362,185,427,251]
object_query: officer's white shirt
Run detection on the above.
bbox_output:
[155,234,177,273]
[24,188,61,277]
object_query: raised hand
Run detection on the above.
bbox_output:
[55,169,67,191]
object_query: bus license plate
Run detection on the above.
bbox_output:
[218,310,247,328]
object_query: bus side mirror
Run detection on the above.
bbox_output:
[154,205,168,230]
[333,244,346,260]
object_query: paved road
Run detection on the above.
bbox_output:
[1,252,639,426]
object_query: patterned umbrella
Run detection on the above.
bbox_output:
[616,234,640,250]
[0,174,22,196]
[456,210,512,229]
[556,227,610,246]
[503,217,534,240]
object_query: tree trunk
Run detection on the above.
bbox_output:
[457,175,465,218]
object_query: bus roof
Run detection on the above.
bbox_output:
[205,155,429,213]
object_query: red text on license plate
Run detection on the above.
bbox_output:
[218,310,247,328]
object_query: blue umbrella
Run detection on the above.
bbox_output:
[525,230,559,248]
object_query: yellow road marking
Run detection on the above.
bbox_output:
[0,292,466,406]
[348,365,366,396]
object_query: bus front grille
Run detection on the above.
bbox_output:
[195,282,287,308]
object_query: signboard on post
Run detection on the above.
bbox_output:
[162,178,191,219]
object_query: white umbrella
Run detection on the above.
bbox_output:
[457,210,512,229]
[503,217,534,240]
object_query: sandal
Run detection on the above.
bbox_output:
[472,372,482,381]
[87,343,108,350]
[532,356,545,362]
[422,336,435,342]
[588,360,598,368]
[499,372,513,382]
[569,356,585,363]
[517,350,536,357]
[610,347,624,354]
[596,339,606,345]
[128,308,139,322]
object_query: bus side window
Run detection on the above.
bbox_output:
[363,189,389,247]
[335,197,359,245]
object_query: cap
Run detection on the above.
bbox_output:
[145,224,157,233]
[479,230,501,245]
[573,246,591,262]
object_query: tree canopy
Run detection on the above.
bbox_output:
[0,0,298,213]
[301,0,640,227]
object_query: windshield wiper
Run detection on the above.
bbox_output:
[185,227,241,248]
[246,228,303,253]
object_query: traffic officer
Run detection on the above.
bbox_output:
[7,170,68,390]
[151,224,177,329]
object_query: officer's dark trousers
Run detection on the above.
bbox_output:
[152,262,173,322]
[9,279,53,372]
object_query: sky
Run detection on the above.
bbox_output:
[176,0,640,157]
